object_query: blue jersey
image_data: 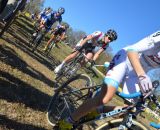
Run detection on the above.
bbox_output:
[39,8,47,20]
[44,11,62,30]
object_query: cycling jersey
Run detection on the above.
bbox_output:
[124,31,160,70]
[76,31,109,53]
[104,30,160,97]
[44,11,62,30]
[39,8,47,17]
[53,25,66,36]
[88,31,108,50]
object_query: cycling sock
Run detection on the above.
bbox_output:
[61,61,66,66]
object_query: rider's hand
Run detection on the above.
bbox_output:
[138,74,153,94]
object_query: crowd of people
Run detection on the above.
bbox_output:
[0,1,160,129]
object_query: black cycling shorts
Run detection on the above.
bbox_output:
[53,28,65,36]
[75,42,96,54]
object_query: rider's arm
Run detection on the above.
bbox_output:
[60,32,66,41]
[79,35,93,46]
[126,32,157,76]
[93,48,104,61]
[127,51,145,76]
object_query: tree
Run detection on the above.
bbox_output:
[66,28,86,47]
[25,0,44,14]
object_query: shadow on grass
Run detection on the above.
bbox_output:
[13,19,33,35]
[0,115,46,130]
[0,70,51,112]
[17,16,34,30]
[0,45,57,88]
[2,31,59,71]
[11,24,31,40]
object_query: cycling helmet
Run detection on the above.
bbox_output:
[47,7,50,10]
[64,23,69,29]
[105,29,118,41]
[58,7,65,14]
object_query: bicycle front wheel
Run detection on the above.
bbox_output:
[47,74,93,126]
[96,118,150,130]
[45,42,55,56]
[32,33,43,52]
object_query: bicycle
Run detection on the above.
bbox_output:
[47,73,160,129]
[44,35,61,56]
[31,27,47,52]
[47,73,93,126]
[55,51,89,82]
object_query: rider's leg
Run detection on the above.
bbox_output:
[54,51,80,73]
[80,52,94,67]
[43,34,55,50]
[32,24,43,36]
[70,85,117,121]
[85,52,94,61]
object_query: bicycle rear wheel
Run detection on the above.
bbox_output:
[32,33,43,52]
[45,41,55,56]
[47,74,93,126]
[96,118,149,130]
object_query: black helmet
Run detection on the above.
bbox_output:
[47,7,51,10]
[64,23,69,29]
[105,29,118,41]
[58,7,65,14]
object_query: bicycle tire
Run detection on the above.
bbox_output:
[96,118,150,130]
[32,33,43,52]
[47,74,93,126]
[55,52,85,81]
[45,41,55,56]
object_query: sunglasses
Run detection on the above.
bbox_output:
[108,36,113,42]
[105,34,113,41]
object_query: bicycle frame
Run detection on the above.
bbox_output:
[75,90,143,128]
[55,51,87,81]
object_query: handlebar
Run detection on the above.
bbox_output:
[117,91,141,99]
[117,80,160,129]
[85,60,160,129]
[116,80,159,99]
[150,122,160,129]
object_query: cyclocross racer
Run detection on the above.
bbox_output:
[54,29,118,74]
[32,7,65,37]
[43,24,69,51]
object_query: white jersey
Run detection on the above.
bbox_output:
[76,31,108,52]
[124,31,160,72]
[105,31,160,100]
